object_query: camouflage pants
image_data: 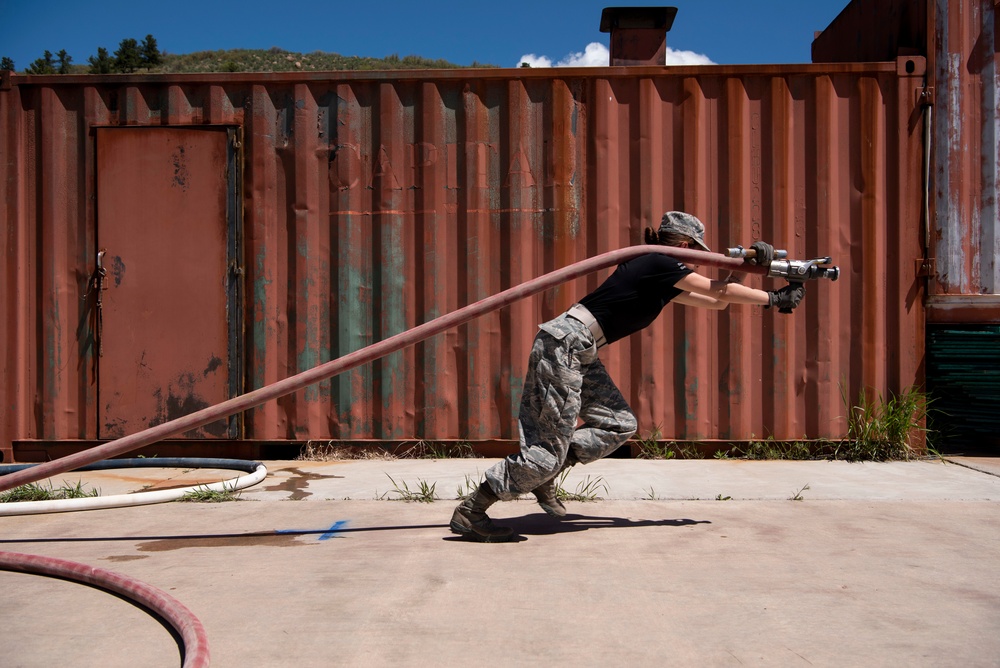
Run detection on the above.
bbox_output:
[485,314,637,500]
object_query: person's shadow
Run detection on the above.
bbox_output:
[443,512,711,542]
[1,515,711,547]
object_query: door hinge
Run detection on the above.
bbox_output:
[918,86,935,107]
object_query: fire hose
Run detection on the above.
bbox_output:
[0,549,211,668]
[0,244,837,494]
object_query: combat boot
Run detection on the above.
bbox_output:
[450,482,514,542]
[532,478,567,518]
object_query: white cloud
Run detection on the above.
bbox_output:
[557,42,612,67]
[517,42,715,68]
[518,53,554,68]
[665,48,715,66]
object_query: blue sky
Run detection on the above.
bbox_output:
[3,0,853,71]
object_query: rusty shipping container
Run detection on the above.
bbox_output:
[0,52,928,462]
[928,0,1000,321]
[816,0,999,444]
[816,0,1000,321]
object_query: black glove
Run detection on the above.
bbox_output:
[748,241,775,267]
[767,283,806,312]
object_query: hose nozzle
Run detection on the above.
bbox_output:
[768,257,840,282]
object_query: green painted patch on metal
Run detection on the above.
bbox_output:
[251,250,272,390]
[927,325,1000,450]
[685,377,699,422]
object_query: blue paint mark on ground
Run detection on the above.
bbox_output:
[276,520,349,541]
[318,520,349,540]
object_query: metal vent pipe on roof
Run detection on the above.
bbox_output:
[600,6,677,66]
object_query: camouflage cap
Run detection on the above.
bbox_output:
[658,211,711,252]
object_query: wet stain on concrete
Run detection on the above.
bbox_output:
[136,532,308,552]
[103,555,149,563]
[260,467,344,500]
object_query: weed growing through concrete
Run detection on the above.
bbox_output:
[299,441,396,461]
[643,487,660,500]
[715,494,732,501]
[0,481,100,503]
[179,483,242,502]
[554,469,608,502]
[741,437,813,460]
[634,425,676,459]
[1,483,54,502]
[789,484,810,501]
[63,481,100,498]
[837,385,930,461]
[925,445,949,463]
[299,440,482,461]
[407,440,478,460]
[677,443,705,458]
[455,474,481,501]
[383,474,438,503]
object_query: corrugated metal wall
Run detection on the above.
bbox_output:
[810,0,999,447]
[0,63,926,461]
[927,0,1000,322]
[815,0,1000,323]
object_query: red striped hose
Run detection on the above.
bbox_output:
[0,246,761,493]
[0,550,210,667]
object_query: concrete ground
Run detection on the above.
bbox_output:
[2,456,999,667]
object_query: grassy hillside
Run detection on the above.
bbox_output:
[169,48,497,72]
[52,47,497,74]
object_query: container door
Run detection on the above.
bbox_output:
[96,127,242,439]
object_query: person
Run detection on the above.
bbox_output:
[449,211,806,542]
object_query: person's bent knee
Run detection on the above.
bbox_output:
[620,411,638,440]
[489,445,563,499]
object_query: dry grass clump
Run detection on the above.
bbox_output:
[299,440,481,461]
[298,441,396,462]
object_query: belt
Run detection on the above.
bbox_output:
[566,303,607,348]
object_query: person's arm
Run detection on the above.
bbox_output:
[674,271,771,307]
[674,271,807,312]
[671,290,729,310]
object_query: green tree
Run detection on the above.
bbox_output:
[27,50,56,74]
[1,57,14,71]
[114,38,142,73]
[56,49,73,74]
[88,47,113,74]
[140,34,162,69]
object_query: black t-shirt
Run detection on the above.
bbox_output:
[578,252,693,345]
